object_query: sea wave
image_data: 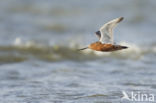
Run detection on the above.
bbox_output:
[0,38,155,63]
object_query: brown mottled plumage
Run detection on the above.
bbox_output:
[89,42,127,52]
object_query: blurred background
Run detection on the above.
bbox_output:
[0,0,156,102]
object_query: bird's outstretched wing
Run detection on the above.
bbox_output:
[96,17,124,44]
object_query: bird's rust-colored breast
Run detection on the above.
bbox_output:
[89,42,123,52]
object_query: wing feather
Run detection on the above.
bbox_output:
[99,17,124,44]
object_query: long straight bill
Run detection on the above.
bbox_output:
[77,47,88,51]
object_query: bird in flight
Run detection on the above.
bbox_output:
[78,17,128,52]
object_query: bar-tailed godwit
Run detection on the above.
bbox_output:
[78,17,128,52]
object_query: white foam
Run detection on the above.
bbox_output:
[13,37,43,48]
[14,37,22,46]
[112,42,143,59]
[119,42,142,54]
[152,46,156,53]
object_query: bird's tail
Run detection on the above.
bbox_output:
[121,46,128,49]
[77,47,88,51]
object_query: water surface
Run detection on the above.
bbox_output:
[0,0,156,103]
